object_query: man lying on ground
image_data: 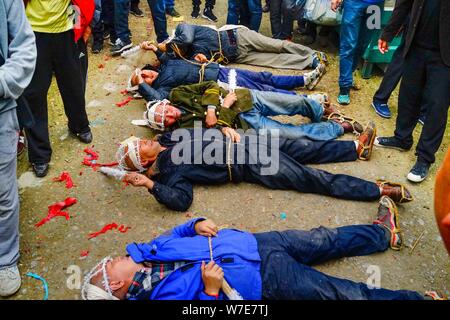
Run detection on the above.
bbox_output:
[132,80,363,142]
[112,127,413,211]
[81,200,444,300]
[158,23,327,71]
[127,42,325,102]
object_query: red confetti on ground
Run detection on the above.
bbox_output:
[98,64,105,69]
[35,197,77,228]
[80,250,90,257]
[115,96,133,107]
[120,89,129,95]
[88,223,131,239]
[53,171,75,189]
[82,147,118,170]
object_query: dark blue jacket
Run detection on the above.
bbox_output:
[126,218,262,300]
[170,23,239,62]
[138,52,220,101]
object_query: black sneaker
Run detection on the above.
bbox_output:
[130,4,144,17]
[202,7,217,22]
[92,41,103,54]
[110,38,133,56]
[407,161,430,183]
[374,136,412,151]
[103,30,110,40]
[191,6,200,18]
[32,163,49,178]
[166,7,181,17]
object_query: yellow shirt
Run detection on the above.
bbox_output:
[26,0,74,33]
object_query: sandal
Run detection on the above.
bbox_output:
[356,121,376,160]
[324,112,364,134]
[373,196,402,250]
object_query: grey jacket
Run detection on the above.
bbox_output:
[0,0,36,114]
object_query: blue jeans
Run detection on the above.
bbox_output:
[110,0,130,43]
[338,0,377,89]
[240,90,344,141]
[164,0,174,10]
[218,67,304,95]
[269,0,297,39]
[146,0,169,43]
[255,225,424,300]
[227,0,262,31]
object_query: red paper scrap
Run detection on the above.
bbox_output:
[80,250,90,257]
[88,223,131,239]
[120,89,129,95]
[82,147,118,170]
[98,64,105,69]
[115,96,132,107]
[53,171,75,189]
[35,197,77,228]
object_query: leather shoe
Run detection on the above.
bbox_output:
[71,130,93,144]
[32,163,49,178]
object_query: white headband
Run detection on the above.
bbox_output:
[143,99,169,130]
[81,256,120,300]
[116,136,147,172]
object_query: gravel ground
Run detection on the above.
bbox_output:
[5,0,449,300]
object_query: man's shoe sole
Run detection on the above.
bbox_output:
[201,14,217,22]
[371,102,391,119]
[110,43,133,56]
[374,138,411,151]
[407,172,427,183]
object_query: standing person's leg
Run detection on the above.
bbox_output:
[191,0,201,18]
[146,0,169,43]
[371,38,405,118]
[338,0,367,104]
[53,31,91,141]
[0,110,21,297]
[279,0,295,40]
[111,0,132,54]
[77,39,88,94]
[102,0,115,42]
[23,32,54,172]
[92,0,105,53]
[413,50,450,167]
[269,0,282,38]
[164,0,180,17]
[235,28,315,69]
[246,0,262,31]
[227,0,239,25]
[130,0,144,17]
[202,0,217,22]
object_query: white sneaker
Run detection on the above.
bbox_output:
[306,92,329,105]
[0,265,21,297]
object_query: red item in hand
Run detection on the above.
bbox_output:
[35,197,77,227]
[53,171,75,189]
[115,96,132,107]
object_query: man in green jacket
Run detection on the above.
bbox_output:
[132,80,365,142]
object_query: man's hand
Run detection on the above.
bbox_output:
[124,172,154,189]
[82,26,92,43]
[378,39,389,54]
[131,69,144,87]
[194,53,208,63]
[331,0,343,11]
[222,92,237,109]
[201,261,224,296]
[141,41,158,52]
[205,109,218,128]
[221,127,241,143]
[195,219,219,237]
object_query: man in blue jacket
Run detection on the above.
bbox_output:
[0,0,36,297]
[82,198,439,300]
[127,41,326,102]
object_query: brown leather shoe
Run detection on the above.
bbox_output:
[377,180,413,204]
[373,196,402,250]
[326,113,364,134]
[356,121,376,160]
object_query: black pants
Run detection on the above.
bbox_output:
[394,46,450,164]
[243,138,381,201]
[192,0,215,7]
[78,39,89,94]
[24,31,89,164]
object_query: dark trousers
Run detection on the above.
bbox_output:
[255,225,424,300]
[24,31,89,164]
[394,46,450,164]
[78,39,88,94]
[146,0,169,43]
[372,37,405,105]
[244,138,381,201]
[112,0,131,43]
[193,0,216,8]
[227,0,262,32]
[269,0,296,39]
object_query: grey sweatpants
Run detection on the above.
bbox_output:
[0,109,20,269]
[235,28,315,70]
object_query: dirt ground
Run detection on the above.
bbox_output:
[5,0,449,300]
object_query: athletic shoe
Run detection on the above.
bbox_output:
[166,8,181,17]
[0,265,21,297]
[407,161,430,183]
[191,6,200,18]
[418,116,426,126]
[374,136,412,151]
[337,87,350,105]
[202,7,218,22]
[305,62,326,90]
[92,41,103,54]
[130,4,144,17]
[373,196,402,250]
[306,92,329,105]
[110,38,133,56]
[371,101,391,118]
